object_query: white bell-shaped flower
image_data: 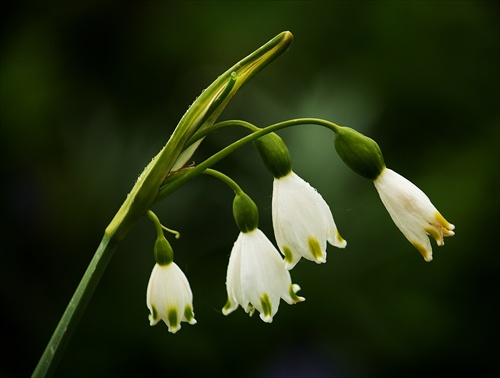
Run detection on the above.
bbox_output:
[222,228,304,323]
[272,171,347,270]
[146,262,196,333]
[374,168,455,261]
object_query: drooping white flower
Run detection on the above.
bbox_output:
[272,171,347,270]
[146,262,196,333]
[222,228,304,323]
[374,168,455,262]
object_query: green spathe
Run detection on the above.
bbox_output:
[105,31,293,242]
[233,192,259,233]
[334,127,385,180]
[254,132,292,179]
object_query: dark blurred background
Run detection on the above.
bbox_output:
[1,1,499,377]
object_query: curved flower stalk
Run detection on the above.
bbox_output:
[273,171,347,269]
[254,132,346,269]
[333,126,455,261]
[32,24,458,378]
[374,168,455,261]
[223,228,305,322]
[146,262,196,333]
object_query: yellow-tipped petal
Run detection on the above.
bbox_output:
[412,241,433,262]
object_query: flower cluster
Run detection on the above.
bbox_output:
[35,32,458,378]
[219,135,347,322]
[143,40,454,333]
[146,126,455,332]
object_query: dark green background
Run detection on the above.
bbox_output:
[2,1,499,377]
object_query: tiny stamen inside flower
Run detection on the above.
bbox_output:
[247,303,255,317]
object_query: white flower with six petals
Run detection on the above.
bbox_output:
[272,171,347,270]
[374,167,455,261]
[222,228,304,322]
[146,262,197,333]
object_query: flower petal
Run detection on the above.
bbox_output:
[222,229,304,322]
[146,262,196,333]
[272,171,346,269]
[374,168,455,261]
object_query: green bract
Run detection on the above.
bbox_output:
[33,29,457,378]
[334,127,385,180]
[254,132,292,179]
[105,31,293,242]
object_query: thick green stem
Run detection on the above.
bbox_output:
[32,32,295,378]
[32,234,119,378]
[105,31,293,242]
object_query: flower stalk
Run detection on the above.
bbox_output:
[33,31,294,378]
[32,28,456,378]
[105,31,293,242]
[32,234,118,378]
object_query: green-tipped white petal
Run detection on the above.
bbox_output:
[146,262,196,333]
[223,229,304,323]
[374,168,455,261]
[272,171,346,270]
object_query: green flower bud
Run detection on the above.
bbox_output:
[154,235,174,266]
[334,127,385,180]
[233,192,259,233]
[254,133,292,179]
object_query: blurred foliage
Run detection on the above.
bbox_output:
[1,1,499,377]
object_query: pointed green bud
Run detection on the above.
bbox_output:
[154,235,174,266]
[233,192,259,233]
[334,127,385,180]
[254,133,292,179]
